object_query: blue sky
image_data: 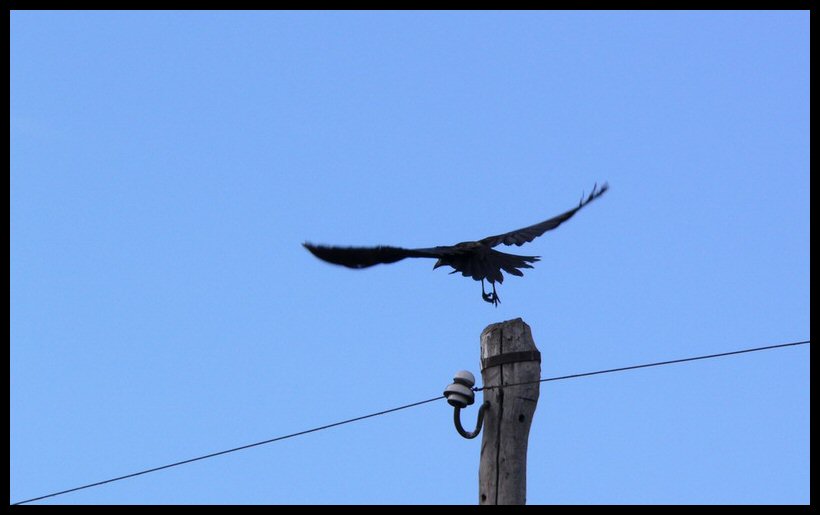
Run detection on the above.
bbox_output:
[10,11,809,505]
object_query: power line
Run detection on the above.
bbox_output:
[12,338,809,505]
[11,395,445,505]
[475,339,810,391]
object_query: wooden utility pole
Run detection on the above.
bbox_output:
[478,318,541,505]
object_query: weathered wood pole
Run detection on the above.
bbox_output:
[478,318,541,505]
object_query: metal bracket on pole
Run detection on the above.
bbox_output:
[453,400,490,439]
[443,371,490,440]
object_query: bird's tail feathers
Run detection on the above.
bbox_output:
[484,250,539,284]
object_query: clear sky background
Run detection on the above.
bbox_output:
[10,11,809,505]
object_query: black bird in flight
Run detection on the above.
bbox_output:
[304,182,608,306]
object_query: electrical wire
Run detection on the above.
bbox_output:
[12,338,808,505]
[474,339,810,392]
[11,395,445,505]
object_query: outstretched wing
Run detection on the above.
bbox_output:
[303,243,445,269]
[479,182,609,248]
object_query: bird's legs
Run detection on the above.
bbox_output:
[481,279,500,307]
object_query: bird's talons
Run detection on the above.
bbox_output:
[481,280,500,307]
[482,291,501,307]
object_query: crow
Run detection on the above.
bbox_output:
[304,182,608,306]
